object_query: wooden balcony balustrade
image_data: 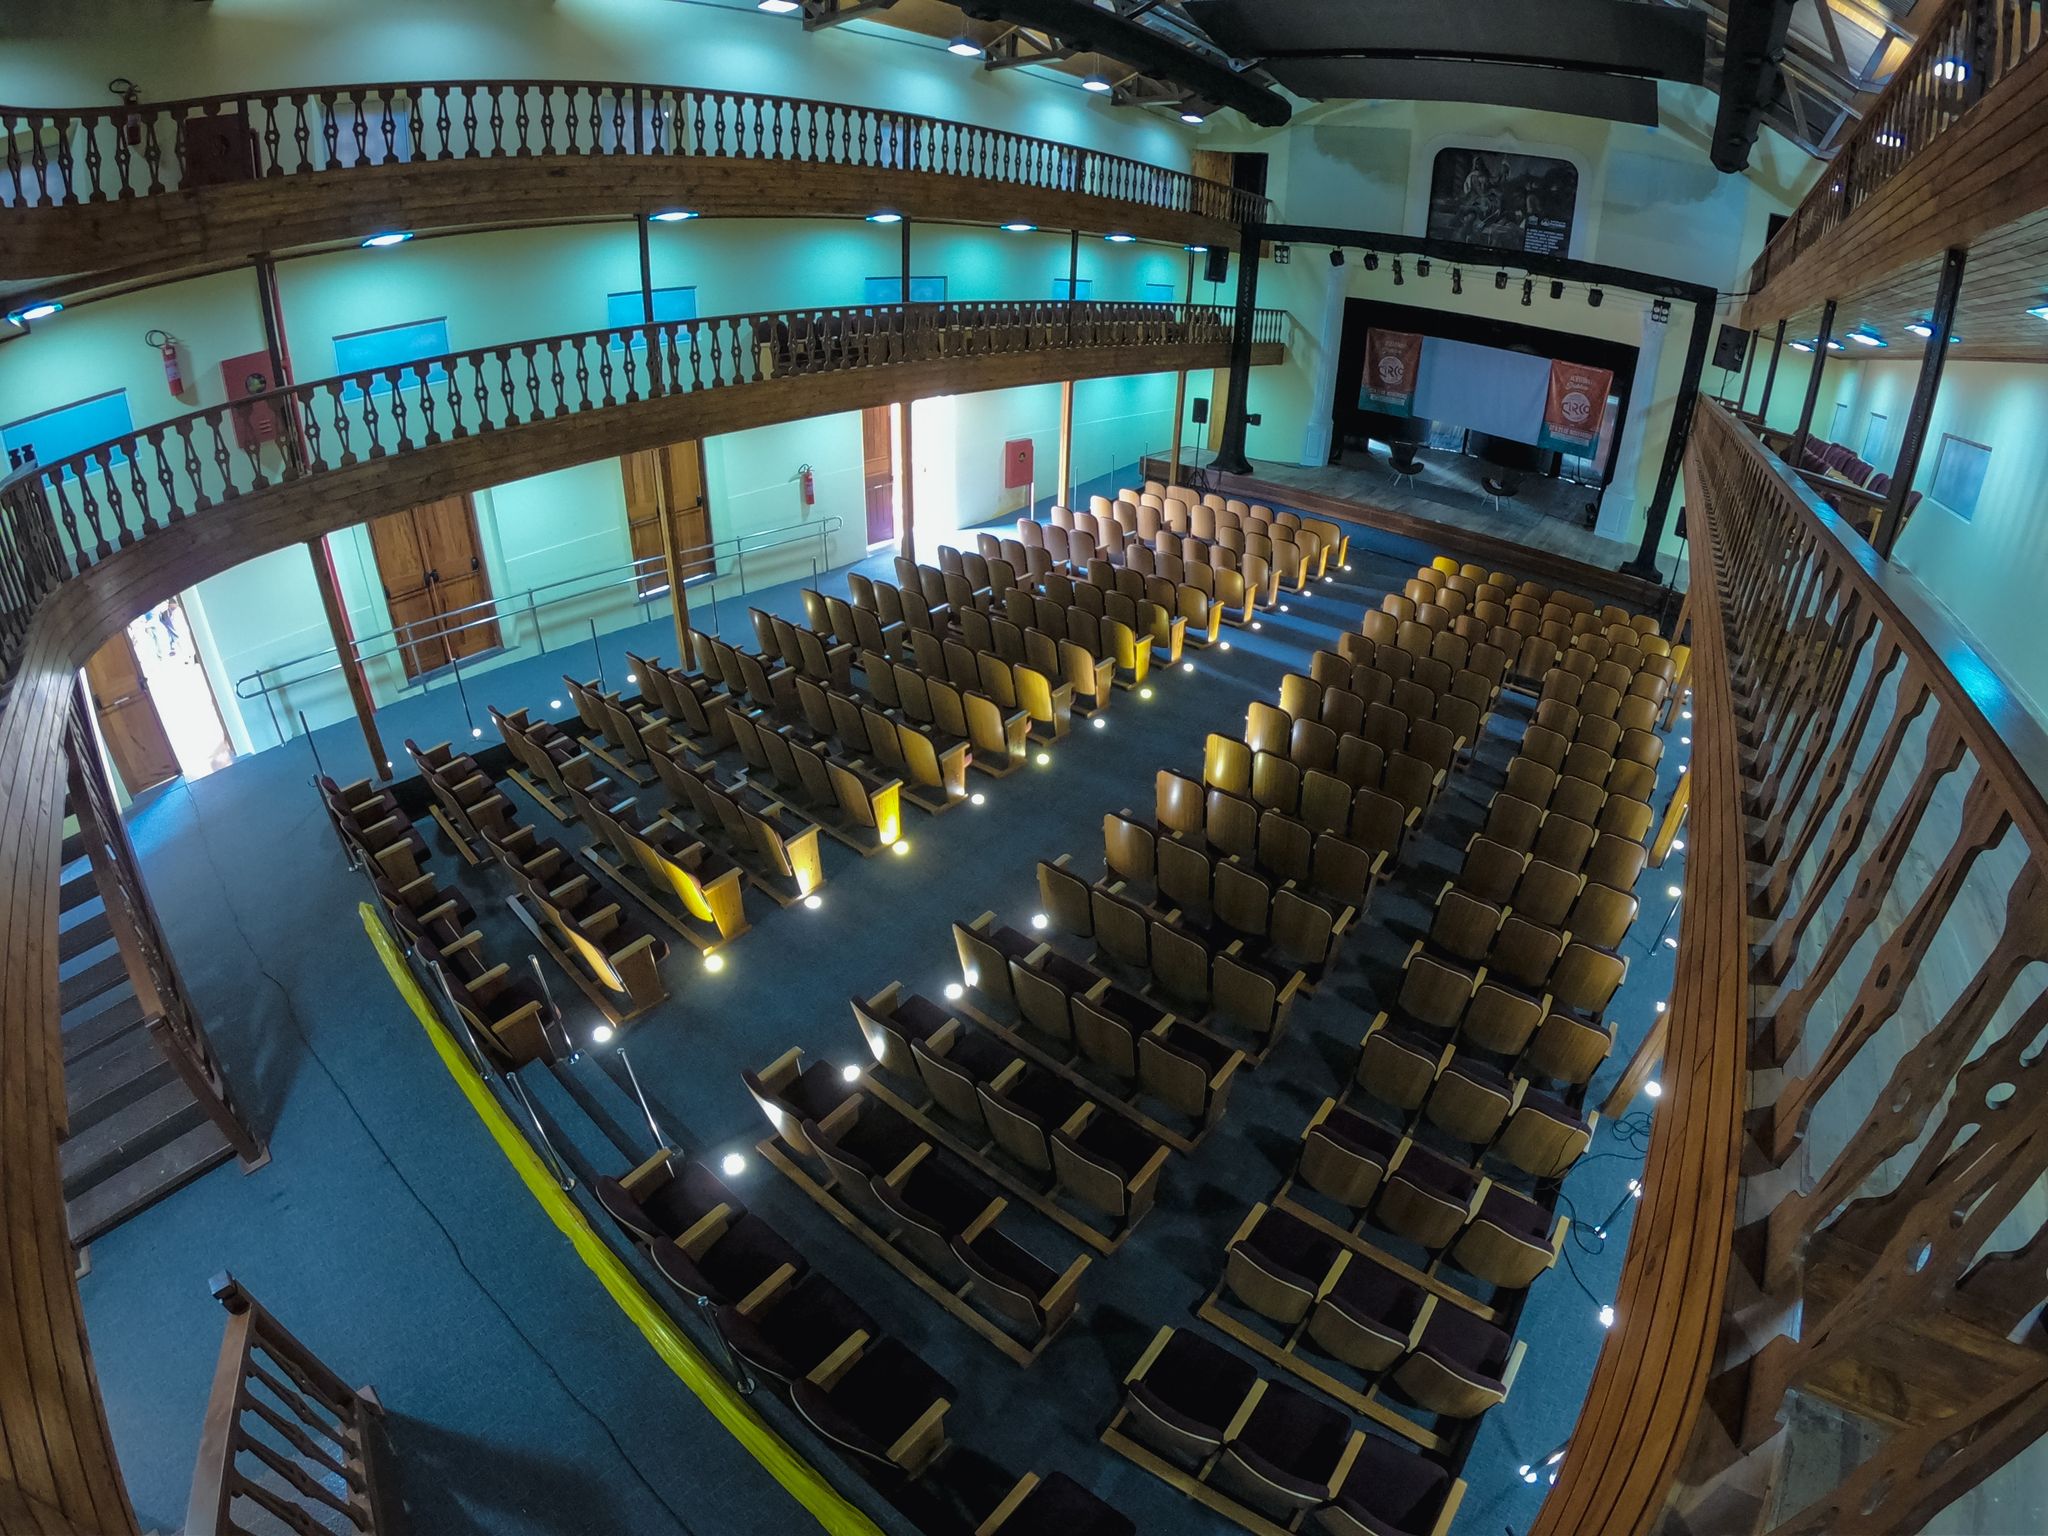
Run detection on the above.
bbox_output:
[1746,0,2045,318]
[0,294,1282,1534]
[0,80,1266,279]
[1534,397,2048,1535]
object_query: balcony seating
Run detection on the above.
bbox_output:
[405,738,514,857]
[595,1150,743,1247]
[649,1207,805,1311]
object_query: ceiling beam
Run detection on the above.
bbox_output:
[1713,0,1801,170]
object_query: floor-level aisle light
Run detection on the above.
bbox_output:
[1519,1442,1572,1487]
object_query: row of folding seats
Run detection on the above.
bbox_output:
[1418,556,1658,639]
[628,650,739,753]
[566,777,751,942]
[1295,1100,1562,1287]
[1108,482,1349,575]
[1016,514,1119,571]
[405,736,515,854]
[491,703,606,817]
[851,983,1177,1238]
[1354,1015,1594,1179]
[594,1149,962,1477]
[323,775,564,1070]
[1109,1326,1462,1536]
[1316,634,1507,718]
[640,730,830,901]
[1221,1202,1522,1421]
[745,1053,1093,1356]
[1121,542,1261,633]
[561,673,669,779]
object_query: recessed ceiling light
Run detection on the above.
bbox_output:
[866,210,902,224]
[360,231,412,248]
[1104,232,1136,243]
[648,208,699,223]
[947,37,982,57]
[1001,221,1037,233]
[1083,74,1112,93]
[1904,321,1933,337]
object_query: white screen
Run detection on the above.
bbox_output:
[1411,337,1551,446]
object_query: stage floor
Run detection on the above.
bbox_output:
[1242,448,1645,575]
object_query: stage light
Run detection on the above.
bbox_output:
[1550,280,1564,300]
[1598,1304,1616,1329]
[1588,287,1603,307]
[1646,1079,1664,1100]
[1416,258,1431,277]
[1656,1001,1667,1013]
[1001,221,1037,233]
[1450,269,1462,295]
[1362,251,1378,271]
[1032,913,1048,930]
[947,36,982,56]
[470,726,482,738]
[1392,258,1403,286]
[892,840,911,856]
[360,231,412,248]
[1521,278,1532,306]
[1652,298,1672,323]
[1090,714,1106,729]
[6,300,61,324]
[648,209,699,223]
[1495,270,1508,290]
[945,983,964,1000]
[1035,751,1051,765]
[866,210,903,224]
[1139,686,1153,699]
[1083,74,1113,93]
[1329,248,1345,268]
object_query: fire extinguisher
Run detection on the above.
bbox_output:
[797,463,816,507]
[146,329,188,401]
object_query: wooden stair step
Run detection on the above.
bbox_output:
[61,1079,206,1196]
[64,993,146,1062]
[58,952,129,1013]
[58,911,114,964]
[59,865,97,911]
[66,1031,175,1131]
[67,1119,234,1245]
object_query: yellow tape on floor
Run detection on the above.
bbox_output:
[359,904,884,1536]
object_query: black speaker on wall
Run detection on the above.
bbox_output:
[1191,398,1210,425]
[1712,324,1750,372]
[1203,246,1230,285]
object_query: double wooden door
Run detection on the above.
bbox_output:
[367,494,500,680]
[862,406,895,546]
[621,440,711,596]
[84,630,180,795]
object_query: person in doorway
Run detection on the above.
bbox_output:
[147,600,183,659]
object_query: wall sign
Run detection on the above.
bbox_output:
[1361,328,1423,415]
[1427,148,1579,256]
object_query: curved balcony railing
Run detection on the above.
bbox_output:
[1748,0,2044,296]
[1535,397,2048,1533]
[0,78,1264,235]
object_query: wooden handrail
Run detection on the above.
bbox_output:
[1749,0,2044,296]
[0,79,1269,225]
[1532,397,2048,1532]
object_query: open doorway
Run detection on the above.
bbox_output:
[127,598,233,782]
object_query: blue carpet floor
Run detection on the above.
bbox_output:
[76,466,1689,1535]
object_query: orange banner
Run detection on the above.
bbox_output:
[1540,360,1613,452]
[1361,328,1423,415]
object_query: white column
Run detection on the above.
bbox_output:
[1298,259,1351,467]
[1595,308,1669,543]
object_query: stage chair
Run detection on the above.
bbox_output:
[1396,942,1479,1030]
[596,1151,743,1250]
[1489,913,1564,991]
[1214,1380,1361,1524]
[1214,943,1305,1045]
[913,1018,1020,1130]
[1527,1008,1615,1085]
[713,1272,877,1391]
[650,1204,806,1318]
[1455,835,1526,904]
[979,1060,1087,1173]
[1459,977,1546,1056]
[852,982,954,1081]
[1428,888,1500,965]
[1584,833,1647,894]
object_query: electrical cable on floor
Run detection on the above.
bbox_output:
[187,788,703,1536]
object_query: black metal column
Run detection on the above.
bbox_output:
[1790,297,1837,466]
[1737,327,1759,409]
[1624,296,1716,582]
[1757,317,1786,419]
[1211,225,1263,475]
[1873,248,1966,559]
[1066,227,1080,342]
[901,217,913,303]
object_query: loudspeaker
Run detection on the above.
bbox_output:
[1191,398,1209,425]
[1713,324,1749,373]
[1203,246,1230,285]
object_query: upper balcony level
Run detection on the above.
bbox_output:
[1742,0,2046,359]
[0,80,1263,292]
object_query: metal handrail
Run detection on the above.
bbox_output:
[231,515,839,740]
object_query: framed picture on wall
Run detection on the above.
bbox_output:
[1427,148,1578,256]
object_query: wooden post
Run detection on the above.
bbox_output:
[1601,1012,1669,1119]
[1790,297,1837,468]
[1168,368,1188,486]
[638,215,692,662]
[1873,247,1966,560]
[1651,767,1691,867]
[1057,379,1075,510]
[896,401,916,562]
[307,537,389,777]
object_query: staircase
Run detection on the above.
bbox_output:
[56,813,235,1245]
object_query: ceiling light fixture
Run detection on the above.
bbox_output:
[1847,328,1885,346]
[947,36,982,57]
[756,0,800,12]
[1001,221,1037,232]
[1180,110,1206,125]
[1329,247,1345,268]
[865,210,902,224]
[6,300,62,324]
[1789,340,1815,352]
[1083,73,1113,93]
[648,208,699,223]
[1104,231,1136,243]
[360,231,413,248]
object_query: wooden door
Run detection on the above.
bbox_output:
[862,406,895,546]
[367,494,498,680]
[84,632,180,794]
[622,440,712,595]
